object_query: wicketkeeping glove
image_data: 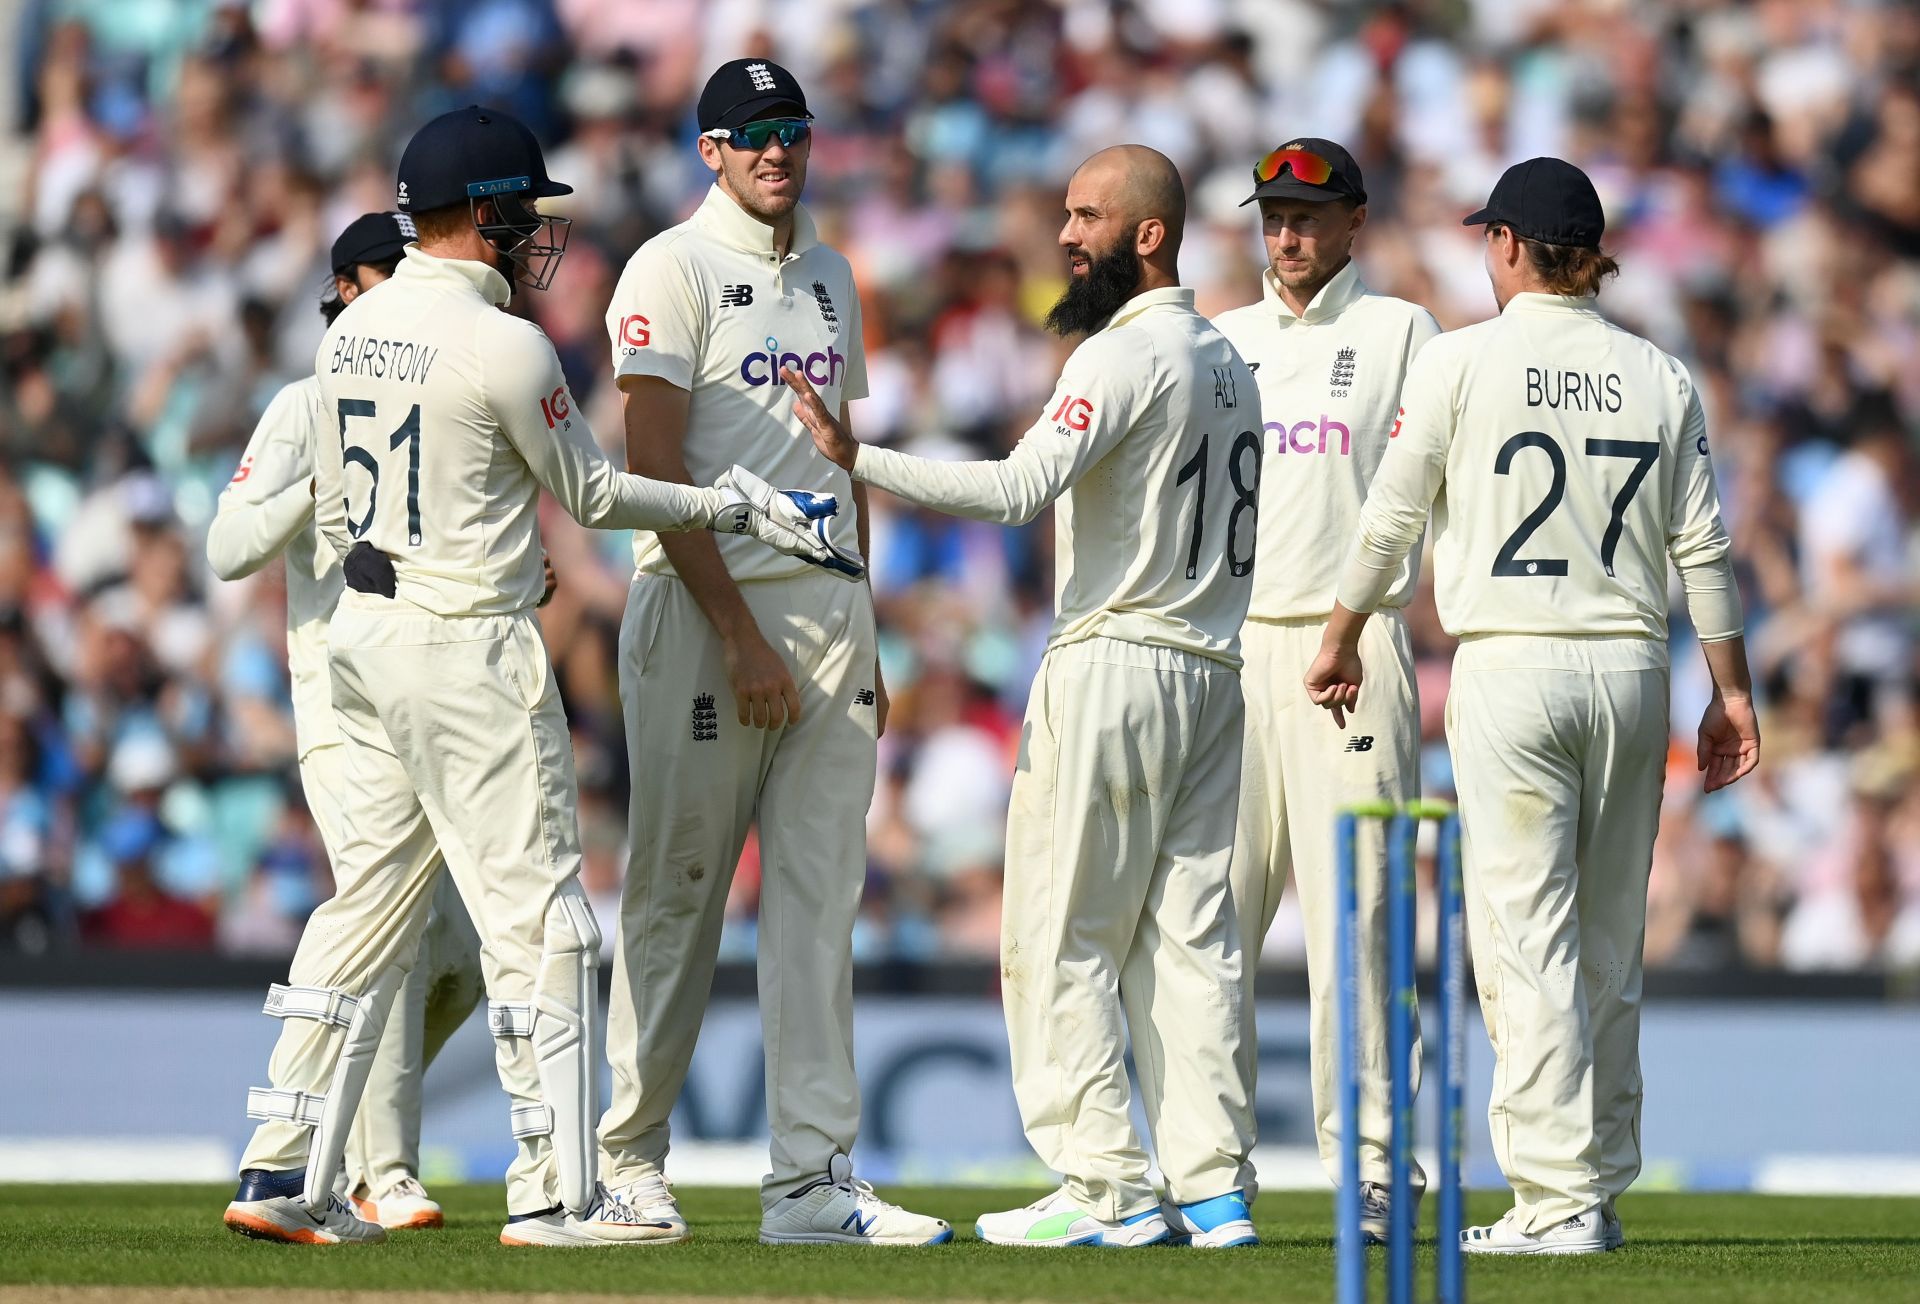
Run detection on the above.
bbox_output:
[709,464,867,582]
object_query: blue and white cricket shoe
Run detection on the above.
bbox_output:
[1165,1189,1258,1248]
[759,1153,952,1246]
[975,1188,1171,1248]
[223,1167,385,1244]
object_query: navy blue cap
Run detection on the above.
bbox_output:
[330,211,416,273]
[697,59,810,133]
[1242,137,1367,206]
[395,105,572,214]
[1463,157,1605,249]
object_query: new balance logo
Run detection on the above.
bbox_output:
[841,1210,877,1236]
[691,693,719,742]
[853,689,876,706]
[1343,735,1375,753]
[721,284,754,308]
[394,213,417,240]
[746,63,777,92]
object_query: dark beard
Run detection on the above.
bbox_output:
[1045,244,1143,337]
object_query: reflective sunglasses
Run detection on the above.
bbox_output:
[1253,145,1335,186]
[703,117,813,151]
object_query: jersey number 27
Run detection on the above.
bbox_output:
[1492,432,1658,580]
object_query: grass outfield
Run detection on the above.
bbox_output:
[2,1185,1917,1303]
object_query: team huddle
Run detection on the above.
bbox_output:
[214,58,1762,1256]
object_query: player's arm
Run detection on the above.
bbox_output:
[788,337,1146,524]
[206,383,319,580]
[1669,385,1760,792]
[1307,349,1456,723]
[606,246,805,730]
[624,376,803,730]
[489,318,725,532]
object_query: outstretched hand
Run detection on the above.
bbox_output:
[783,366,859,471]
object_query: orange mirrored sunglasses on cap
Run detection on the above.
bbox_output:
[1253,145,1334,186]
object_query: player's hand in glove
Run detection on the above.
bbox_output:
[709,464,866,581]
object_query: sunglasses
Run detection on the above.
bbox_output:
[703,118,813,151]
[1253,145,1335,187]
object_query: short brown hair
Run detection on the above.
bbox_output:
[408,203,473,244]
[1497,224,1620,297]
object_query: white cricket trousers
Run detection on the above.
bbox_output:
[1003,636,1250,1221]
[295,745,483,1197]
[345,872,483,1195]
[1446,634,1668,1232]
[1228,611,1424,1193]
[599,568,877,1206]
[240,593,595,1215]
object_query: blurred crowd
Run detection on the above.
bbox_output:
[0,0,1915,974]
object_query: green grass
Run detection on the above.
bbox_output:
[2,1185,1917,1302]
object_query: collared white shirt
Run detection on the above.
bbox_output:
[607,185,869,583]
[1212,260,1440,620]
[854,286,1259,667]
[1339,292,1741,645]
[314,247,718,617]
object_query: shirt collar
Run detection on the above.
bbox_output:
[1101,285,1195,332]
[395,245,512,307]
[1503,291,1602,317]
[692,184,820,260]
[1260,258,1365,325]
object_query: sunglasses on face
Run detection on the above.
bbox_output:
[703,118,813,151]
[1253,145,1335,186]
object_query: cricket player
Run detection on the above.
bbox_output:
[791,145,1261,1250]
[594,59,948,1247]
[222,104,860,1248]
[1210,139,1440,1240]
[208,212,487,1233]
[1306,158,1761,1254]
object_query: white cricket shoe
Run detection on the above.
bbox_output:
[499,1183,686,1246]
[759,1153,952,1246]
[975,1187,1171,1248]
[1460,1207,1609,1256]
[354,1175,444,1230]
[605,1171,689,1242]
[224,1168,386,1245]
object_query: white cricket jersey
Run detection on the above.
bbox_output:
[854,286,1259,667]
[314,247,724,618]
[606,185,868,583]
[1212,262,1439,620]
[207,375,342,756]
[1338,292,1743,645]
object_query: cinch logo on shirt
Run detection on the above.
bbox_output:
[739,335,847,388]
[1265,415,1351,456]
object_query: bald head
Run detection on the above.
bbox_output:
[1049,145,1186,334]
[1074,145,1187,252]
